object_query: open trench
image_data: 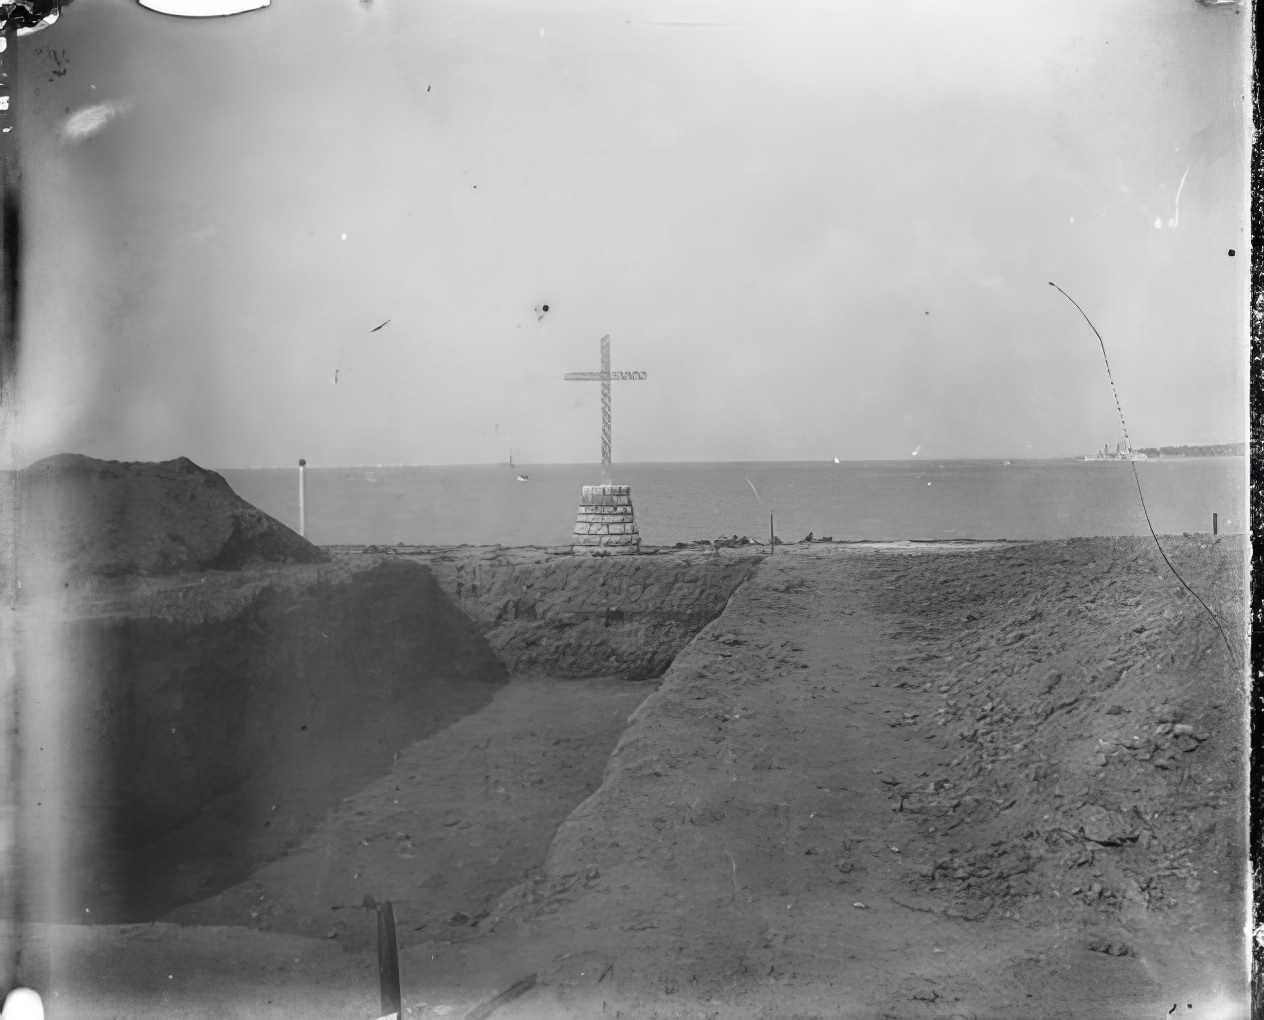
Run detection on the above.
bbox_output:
[164,674,658,950]
[161,548,767,950]
[29,548,763,946]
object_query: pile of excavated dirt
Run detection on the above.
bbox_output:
[18,454,326,579]
[869,536,1246,954]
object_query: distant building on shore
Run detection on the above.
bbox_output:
[1083,439,1246,460]
[1084,436,1148,461]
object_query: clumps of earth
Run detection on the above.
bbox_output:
[867,537,1243,947]
[673,535,761,549]
[19,453,327,579]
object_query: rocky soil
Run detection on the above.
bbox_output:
[871,537,1245,957]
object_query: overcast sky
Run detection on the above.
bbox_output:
[9,0,1251,467]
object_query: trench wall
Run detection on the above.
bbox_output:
[405,549,764,678]
[32,560,504,918]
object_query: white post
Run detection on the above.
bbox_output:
[298,458,307,537]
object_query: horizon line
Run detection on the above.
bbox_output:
[212,449,1247,471]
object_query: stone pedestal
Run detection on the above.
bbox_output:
[572,484,641,555]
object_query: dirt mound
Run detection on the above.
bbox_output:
[19,453,326,578]
[869,537,1246,948]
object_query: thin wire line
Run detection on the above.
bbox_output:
[1048,281,1238,668]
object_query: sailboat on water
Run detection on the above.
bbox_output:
[510,448,529,482]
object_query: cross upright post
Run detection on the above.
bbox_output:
[599,334,612,480]
[563,335,647,555]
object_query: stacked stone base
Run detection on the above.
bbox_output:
[573,484,641,556]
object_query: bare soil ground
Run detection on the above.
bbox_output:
[18,536,1247,1019]
[164,675,651,950]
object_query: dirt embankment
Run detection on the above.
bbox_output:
[340,546,764,678]
[34,559,508,923]
[871,537,1246,953]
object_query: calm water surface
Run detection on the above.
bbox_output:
[219,459,1247,548]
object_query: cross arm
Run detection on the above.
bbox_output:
[563,371,648,381]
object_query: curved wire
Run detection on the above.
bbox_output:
[1048,281,1239,668]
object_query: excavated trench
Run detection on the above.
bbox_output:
[26,547,762,938]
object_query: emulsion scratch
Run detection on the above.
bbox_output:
[61,100,132,143]
[1118,182,1164,229]
[647,21,734,27]
[1168,164,1191,228]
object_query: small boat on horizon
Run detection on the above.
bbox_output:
[833,457,840,464]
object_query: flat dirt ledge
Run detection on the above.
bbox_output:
[13,535,1247,1019]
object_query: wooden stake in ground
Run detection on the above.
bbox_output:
[297,458,307,536]
[376,900,401,1019]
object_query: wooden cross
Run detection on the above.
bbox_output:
[564,335,646,483]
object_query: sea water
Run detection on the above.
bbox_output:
[219,459,1247,548]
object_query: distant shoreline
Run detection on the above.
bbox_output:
[1128,443,1247,458]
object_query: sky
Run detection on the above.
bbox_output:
[6,0,1252,467]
